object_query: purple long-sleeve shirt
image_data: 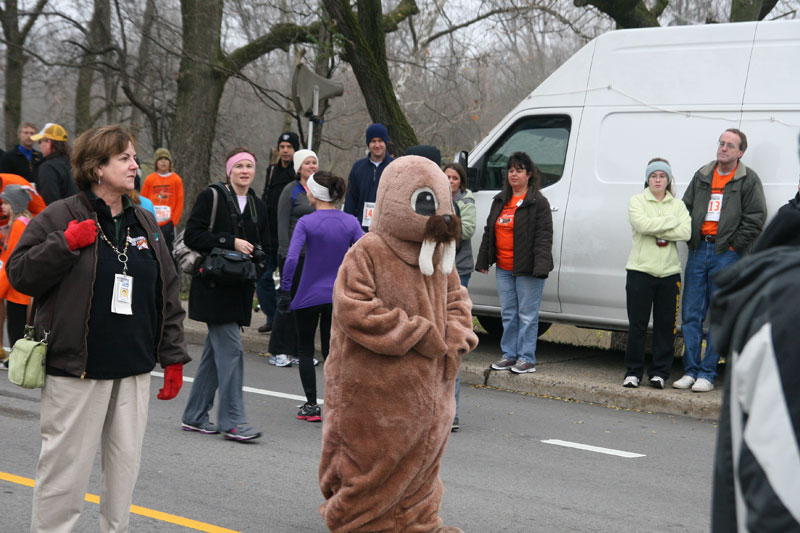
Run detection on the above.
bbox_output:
[281,209,364,310]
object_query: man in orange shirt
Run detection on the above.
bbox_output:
[141,148,184,253]
[676,129,766,393]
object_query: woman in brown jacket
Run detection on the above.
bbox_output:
[8,125,189,532]
[475,151,553,374]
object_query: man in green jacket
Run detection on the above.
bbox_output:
[675,128,766,393]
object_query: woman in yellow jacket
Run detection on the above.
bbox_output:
[624,158,691,389]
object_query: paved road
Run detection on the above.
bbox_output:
[0,341,717,532]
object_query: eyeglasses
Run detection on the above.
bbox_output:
[718,141,739,150]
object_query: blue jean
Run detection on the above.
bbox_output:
[255,252,279,326]
[182,322,248,432]
[681,242,739,382]
[496,267,545,364]
[454,273,470,419]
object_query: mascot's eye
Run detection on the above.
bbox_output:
[410,187,438,216]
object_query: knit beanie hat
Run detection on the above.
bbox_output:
[293,149,318,174]
[278,132,300,151]
[365,123,389,146]
[1,184,31,214]
[154,148,171,162]
[405,145,441,166]
[644,160,672,186]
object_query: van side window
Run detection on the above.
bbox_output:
[478,115,571,191]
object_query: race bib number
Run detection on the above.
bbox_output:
[362,202,376,227]
[704,193,723,222]
[154,205,171,224]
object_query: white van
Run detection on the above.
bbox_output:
[461,19,800,336]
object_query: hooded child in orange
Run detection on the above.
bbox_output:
[319,155,479,532]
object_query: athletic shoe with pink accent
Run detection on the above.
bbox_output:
[297,403,322,422]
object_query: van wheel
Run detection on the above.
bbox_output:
[476,316,551,338]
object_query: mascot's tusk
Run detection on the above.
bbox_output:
[439,240,456,275]
[419,239,436,276]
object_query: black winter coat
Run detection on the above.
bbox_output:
[261,162,295,253]
[36,154,78,204]
[186,184,268,325]
[475,188,554,277]
[0,146,42,181]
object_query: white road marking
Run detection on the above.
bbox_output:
[151,371,324,404]
[541,439,645,458]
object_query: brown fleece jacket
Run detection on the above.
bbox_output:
[319,156,479,532]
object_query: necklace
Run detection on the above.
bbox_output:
[96,223,131,275]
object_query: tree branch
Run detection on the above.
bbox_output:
[20,0,48,41]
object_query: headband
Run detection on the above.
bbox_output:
[306,174,332,202]
[226,152,256,177]
[645,161,672,185]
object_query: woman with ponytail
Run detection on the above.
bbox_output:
[280,171,363,422]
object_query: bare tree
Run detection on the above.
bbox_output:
[0,0,49,147]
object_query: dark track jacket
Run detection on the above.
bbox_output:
[343,155,394,230]
[36,154,78,204]
[710,201,800,531]
[475,187,554,277]
[7,191,189,377]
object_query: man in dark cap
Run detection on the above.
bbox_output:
[344,123,395,232]
[257,131,299,333]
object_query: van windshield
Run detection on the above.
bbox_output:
[480,115,571,191]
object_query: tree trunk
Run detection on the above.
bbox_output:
[730,0,776,22]
[172,0,227,206]
[1,0,49,148]
[74,0,111,135]
[323,0,419,154]
[573,1,660,29]
[130,0,156,145]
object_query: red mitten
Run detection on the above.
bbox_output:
[157,363,183,400]
[64,219,98,251]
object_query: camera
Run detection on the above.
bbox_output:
[252,243,268,275]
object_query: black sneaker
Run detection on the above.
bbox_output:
[257,323,272,333]
[451,418,460,433]
[297,403,322,422]
[222,424,261,441]
[491,358,516,371]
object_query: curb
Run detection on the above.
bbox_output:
[460,362,720,421]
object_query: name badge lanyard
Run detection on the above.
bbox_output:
[97,224,134,315]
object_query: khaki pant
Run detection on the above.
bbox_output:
[31,373,151,533]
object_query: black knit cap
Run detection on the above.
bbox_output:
[405,144,442,166]
[278,132,300,151]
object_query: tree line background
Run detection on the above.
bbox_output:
[1,0,797,206]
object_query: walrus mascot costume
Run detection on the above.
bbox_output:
[319,155,479,532]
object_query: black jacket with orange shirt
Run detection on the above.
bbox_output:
[475,187,554,277]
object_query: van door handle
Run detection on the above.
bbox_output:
[551,206,558,212]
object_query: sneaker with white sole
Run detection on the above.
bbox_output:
[623,376,640,388]
[222,424,261,441]
[274,354,292,367]
[649,376,665,389]
[510,360,536,374]
[491,358,516,371]
[672,375,696,389]
[181,421,219,434]
[691,378,714,392]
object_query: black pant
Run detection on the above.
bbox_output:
[624,270,681,380]
[268,255,304,357]
[294,303,332,405]
[6,301,28,345]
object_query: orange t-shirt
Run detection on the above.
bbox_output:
[141,172,184,227]
[700,164,736,236]
[0,216,31,305]
[494,194,525,271]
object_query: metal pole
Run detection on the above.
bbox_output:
[307,85,320,150]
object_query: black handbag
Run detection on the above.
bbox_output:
[198,247,257,285]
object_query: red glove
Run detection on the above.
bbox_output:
[64,219,97,251]
[157,363,183,400]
